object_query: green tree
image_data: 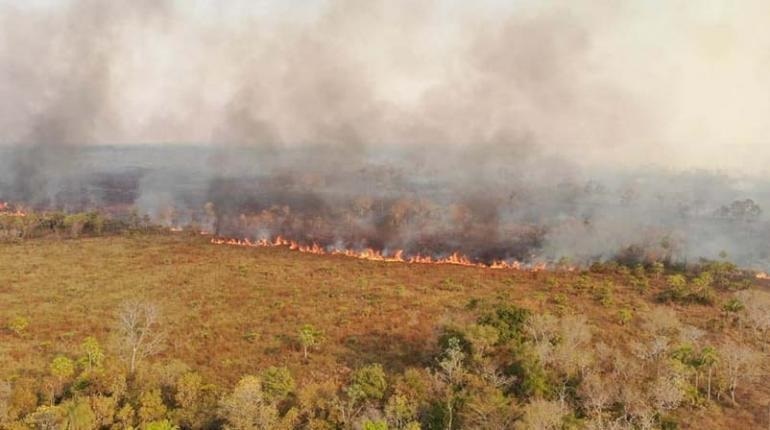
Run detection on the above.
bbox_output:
[298,325,323,359]
[89,395,117,429]
[80,337,104,372]
[175,372,203,411]
[138,389,167,424]
[175,372,217,429]
[62,398,97,430]
[384,393,418,429]
[261,366,296,403]
[347,364,388,402]
[115,404,136,428]
[145,420,180,430]
[699,346,718,401]
[477,305,531,345]
[508,346,550,399]
[50,356,75,403]
[463,323,499,361]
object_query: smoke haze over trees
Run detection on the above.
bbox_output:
[1,0,769,268]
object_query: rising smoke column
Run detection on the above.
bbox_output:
[0,0,769,268]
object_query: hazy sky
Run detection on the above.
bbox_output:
[1,0,769,173]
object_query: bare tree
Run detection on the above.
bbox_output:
[514,399,567,430]
[220,375,278,430]
[525,313,558,344]
[579,371,613,425]
[651,372,685,412]
[553,314,593,377]
[719,341,760,404]
[736,290,770,346]
[641,307,681,336]
[114,300,165,373]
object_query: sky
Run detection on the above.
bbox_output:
[0,0,769,174]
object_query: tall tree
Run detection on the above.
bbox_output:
[114,300,165,373]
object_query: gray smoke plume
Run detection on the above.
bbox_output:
[0,0,769,269]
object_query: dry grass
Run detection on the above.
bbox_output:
[0,232,768,427]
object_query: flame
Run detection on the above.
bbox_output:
[209,236,551,271]
[0,202,27,217]
[757,272,769,280]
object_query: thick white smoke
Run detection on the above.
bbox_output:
[1,0,769,173]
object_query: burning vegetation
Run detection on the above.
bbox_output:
[209,236,551,271]
[1,145,768,272]
[2,0,770,427]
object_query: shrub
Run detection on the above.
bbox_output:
[145,419,180,430]
[347,364,388,402]
[618,308,633,325]
[362,419,388,430]
[507,345,551,399]
[659,275,689,303]
[261,366,295,402]
[7,315,29,337]
[138,389,167,424]
[594,284,614,307]
[478,305,531,345]
[631,276,650,293]
[50,356,75,381]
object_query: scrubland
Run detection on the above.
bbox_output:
[1,231,769,429]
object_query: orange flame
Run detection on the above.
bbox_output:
[0,202,27,217]
[209,236,546,271]
[757,272,769,280]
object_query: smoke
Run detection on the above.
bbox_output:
[1,0,769,268]
[0,0,172,204]
[3,0,770,164]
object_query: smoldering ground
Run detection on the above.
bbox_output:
[0,0,769,268]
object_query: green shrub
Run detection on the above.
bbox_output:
[7,315,29,337]
[507,345,550,399]
[477,305,531,345]
[595,284,614,307]
[144,420,180,430]
[347,364,388,402]
[362,419,388,430]
[618,308,633,325]
[261,366,296,402]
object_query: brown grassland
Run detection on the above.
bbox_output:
[1,232,769,429]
